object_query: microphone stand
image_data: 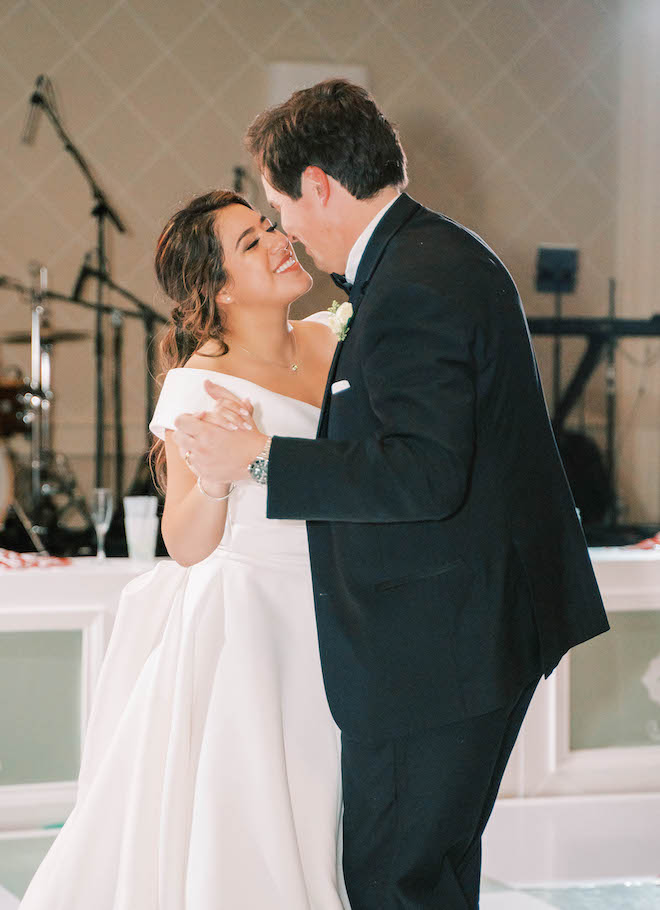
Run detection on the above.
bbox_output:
[28,265,46,517]
[111,306,124,502]
[72,268,167,444]
[29,81,126,495]
[605,278,620,528]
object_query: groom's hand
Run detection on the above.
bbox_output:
[172,382,267,483]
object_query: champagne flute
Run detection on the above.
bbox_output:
[90,488,113,559]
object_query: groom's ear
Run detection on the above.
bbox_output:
[301,166,330,206]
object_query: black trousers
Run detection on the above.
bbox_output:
[340,679,539,909]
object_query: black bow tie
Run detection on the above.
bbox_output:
[330,273,352,295]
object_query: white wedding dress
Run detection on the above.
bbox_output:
[20,316,350,910]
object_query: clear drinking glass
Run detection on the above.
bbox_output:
[90,487,113,559]
[123,495,159,562]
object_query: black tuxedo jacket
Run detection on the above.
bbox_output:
[268,193,608,742]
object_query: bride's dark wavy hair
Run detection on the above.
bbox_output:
[150,189,253,492]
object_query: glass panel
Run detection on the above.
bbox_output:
[0,832,57,900]
[0,631,82,784]
[570,611,660,750]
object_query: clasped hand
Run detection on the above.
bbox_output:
[172,381,268,485]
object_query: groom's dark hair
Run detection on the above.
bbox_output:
[245,79,408,200]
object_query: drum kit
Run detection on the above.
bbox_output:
[0,263,167,555]
[0,269,94,552]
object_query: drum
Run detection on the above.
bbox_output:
[0,442,13,527]
[0,378,36,437]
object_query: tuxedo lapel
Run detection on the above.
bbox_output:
[317,194,421,437]
[317,280,358,437]
[350,193,420,316]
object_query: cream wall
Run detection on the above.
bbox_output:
[615,0,660,524]
[1,0,654,523]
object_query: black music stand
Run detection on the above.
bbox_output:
[535,245,579,418]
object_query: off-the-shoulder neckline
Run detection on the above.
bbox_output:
[169,368,323,411]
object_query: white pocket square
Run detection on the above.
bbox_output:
[331,379,351,394]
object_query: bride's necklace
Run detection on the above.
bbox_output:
[234,324,300,373]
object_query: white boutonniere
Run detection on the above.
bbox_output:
[327,300,354,341]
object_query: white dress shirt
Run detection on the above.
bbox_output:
[344,194,400,286]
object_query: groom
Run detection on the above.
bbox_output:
[178,80,608,908]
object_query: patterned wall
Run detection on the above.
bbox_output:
[0,0,629,513]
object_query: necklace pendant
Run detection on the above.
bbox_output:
[291,363,299,372]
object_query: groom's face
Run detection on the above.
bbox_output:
[261,173,344,275]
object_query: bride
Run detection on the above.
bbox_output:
[19,189,350,909]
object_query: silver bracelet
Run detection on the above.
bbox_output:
[196,475,235,502]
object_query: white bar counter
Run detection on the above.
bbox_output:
[0,558,155,831]
[485,547,660,885]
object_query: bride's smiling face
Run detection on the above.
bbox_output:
[214,204,312,309]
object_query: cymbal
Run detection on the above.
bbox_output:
[0,331,90,345]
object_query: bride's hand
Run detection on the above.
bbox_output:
[173,381,267,484]
[200,381,256,432]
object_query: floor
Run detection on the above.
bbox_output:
[1,835,659,907]
[3,878,660,907]
[481,877,660,909]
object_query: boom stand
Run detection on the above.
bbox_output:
[30,82,126,493]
